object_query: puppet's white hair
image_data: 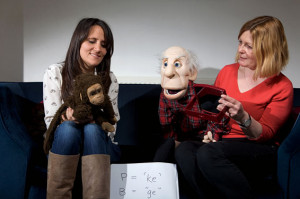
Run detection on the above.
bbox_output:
[186,49,200,74]
[158,46,200,74]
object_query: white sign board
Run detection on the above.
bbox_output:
[110,162,179,199]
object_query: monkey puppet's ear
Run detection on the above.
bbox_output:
[189,68,198,81]
[80,93,83,101]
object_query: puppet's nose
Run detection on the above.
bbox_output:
[164,66,175,78]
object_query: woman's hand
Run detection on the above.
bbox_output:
[61,107,77,121]
[217,94,248,123]
[217,94,262,139]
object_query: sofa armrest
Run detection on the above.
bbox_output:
[278,114,300,199]
[0,87,35,198]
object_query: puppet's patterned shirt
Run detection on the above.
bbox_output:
[42,63,120,142]
[159,81,229,141]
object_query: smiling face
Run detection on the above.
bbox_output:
[161,46,197,100]
[237,30,257,70]
[80,25,107,73]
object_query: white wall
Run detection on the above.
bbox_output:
[3,0,300,87]
[0,0,23,82]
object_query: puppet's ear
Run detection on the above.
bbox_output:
[80,93,83,101]
[189,68,198,81]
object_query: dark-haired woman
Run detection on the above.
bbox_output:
[43,18,119,199]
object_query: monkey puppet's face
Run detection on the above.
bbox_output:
[161,46,197,100]
[87,83,105,105]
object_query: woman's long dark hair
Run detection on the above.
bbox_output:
[61,18,114,101]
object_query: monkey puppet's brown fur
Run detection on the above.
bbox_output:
[43,73,117,154]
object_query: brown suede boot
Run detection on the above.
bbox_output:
[81,154,111,199]
[47,151,80,199]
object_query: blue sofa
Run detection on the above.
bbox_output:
[0,82,299,199]
[278,110,300,199]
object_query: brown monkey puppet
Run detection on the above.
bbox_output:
[43,73,117,154]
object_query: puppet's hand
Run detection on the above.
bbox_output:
[101,122,115,132]
[175,140,181,148]
[112,116,118,123]
[203,131,217,143]
[107,116,118,125]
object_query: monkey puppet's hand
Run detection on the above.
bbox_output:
[111,116,118,124]
[101,122,115,132]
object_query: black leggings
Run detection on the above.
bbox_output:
[174,140,277,199]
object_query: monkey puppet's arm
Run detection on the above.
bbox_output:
[94,110,116,133]
[102,95,118,124]
[93,97,117,133]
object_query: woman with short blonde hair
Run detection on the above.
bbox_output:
[235,16,289,79]
[175,16,293,198]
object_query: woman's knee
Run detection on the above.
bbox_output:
[51,121,82,154]
[83,123,106,141]
[54,121,81,142]
[175,141,198,166]
[82,123,108,155]
[196,142,224,169]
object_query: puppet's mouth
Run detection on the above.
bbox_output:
[164,88,187,100]
[166,89,181,95]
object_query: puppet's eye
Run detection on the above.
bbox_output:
[163,61,168,67]
[174,61,181,67]
[90,91,97,96]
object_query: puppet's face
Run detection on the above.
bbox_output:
[87,83,105,105]
[161,46,197,100]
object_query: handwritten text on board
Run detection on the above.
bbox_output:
[110,162,179,199]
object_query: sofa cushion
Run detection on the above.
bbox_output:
[115,84,163,162]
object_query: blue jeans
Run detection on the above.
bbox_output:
[51,121,121,163]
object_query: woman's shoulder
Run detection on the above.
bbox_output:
[278,73,293,86]
[275,73,293,92]
[110,71,118,83]
[108,71,119,96]
[45,63,63,75]
[268,73,293,88]
[109,71,119,88]
[43,63,63,83]
[264,73,293,98]
[221,63,239,72]
[217,63,239,79]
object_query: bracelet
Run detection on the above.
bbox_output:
[238,113,252,128]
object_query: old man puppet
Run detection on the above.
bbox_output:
[153,46,230,162]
